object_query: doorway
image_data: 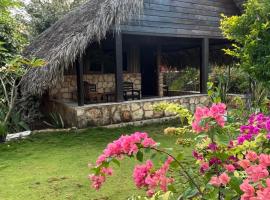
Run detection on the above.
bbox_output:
[140,46,158,97]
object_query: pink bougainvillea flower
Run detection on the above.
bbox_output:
[246,151,258,162]
[259,154,270,167]
[200,161,209,174]
[209,176,221,187]
[133,157,174,197]
[88,174,106,190]
[224,164,235,172]
[209,173,230,187]
[238,159,251,169]
[219,173,231,186]
[256,178,270,199]
[192,103,226,133]
[90,132,158,191]
[101,167,113,176]
[245,165,269,182]
[240,180,255,200]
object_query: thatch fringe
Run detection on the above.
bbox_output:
[23,0,143,95]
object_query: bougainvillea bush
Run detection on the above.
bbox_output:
[88,102,270,200]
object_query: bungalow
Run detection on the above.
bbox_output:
[23,0,243,127]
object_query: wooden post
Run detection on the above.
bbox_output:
[76,57,84,106]
[200,38,209,94]
[157,45,162,97]
[115,33,124,102]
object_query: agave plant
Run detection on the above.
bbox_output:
[44,113,65,129]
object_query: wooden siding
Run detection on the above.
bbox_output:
[120,0,239,38]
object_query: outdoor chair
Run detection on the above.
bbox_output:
[163,85,169,96]
[83,81,103,103]
[123,81,141,100]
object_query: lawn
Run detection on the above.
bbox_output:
[0,122,194,200]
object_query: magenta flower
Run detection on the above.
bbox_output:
[209,157,222,166]
[208,143,218,151]
[192,150,203,160]
[237,114,270,144]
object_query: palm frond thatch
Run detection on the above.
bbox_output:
[23,0,143,95]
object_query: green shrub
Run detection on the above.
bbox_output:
[0,122,7,142]
[167,67,200,91]
[209,65,249,94]
[221,0,270,88]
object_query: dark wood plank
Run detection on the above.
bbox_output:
[115,33,124,102]
[76,57,84,106]
[125,20,222,32]
[147,0,237,9]
[200,38,209,93]
[118,0,239,38]
[143,2,237,17]
[127,15,220,27]
[121,25,222,38]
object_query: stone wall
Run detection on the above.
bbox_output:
[48,94,210,128]
[49,73,141,101]
[158,72,164,97]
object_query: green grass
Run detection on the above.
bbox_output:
[0,122,194,200]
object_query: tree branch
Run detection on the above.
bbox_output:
[4,80,17,124]
[0,76,10,105]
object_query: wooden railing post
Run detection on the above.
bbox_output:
[115,33,124,102]
[200,38,209,94]
[76,57,84,106]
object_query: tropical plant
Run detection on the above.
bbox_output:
[43,112,65,129]
[0,0,28,64]
[167,67,200,92]
[0,47,44,139]
[209,65,250,95]
[221,0,270,88]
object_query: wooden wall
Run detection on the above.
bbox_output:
[121,0,239,38]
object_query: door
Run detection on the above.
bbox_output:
[140,46,158,97]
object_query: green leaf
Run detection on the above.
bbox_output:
[144,148,151,153]
[150,153,157,160]
[181,186,198,199]
[176,153,184,161]
[112,158,120,167]
[160,191,174,200]
[229,176,243,194]
[136,151,144,162]
[203,187,219,199]
[167,185,177,193]
[170,161,179,169]
[164,148,173,151]
[215,133,230,146]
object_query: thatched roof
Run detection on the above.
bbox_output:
[23,0,143,95]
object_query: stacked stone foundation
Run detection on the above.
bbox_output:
[48,94,210,128]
